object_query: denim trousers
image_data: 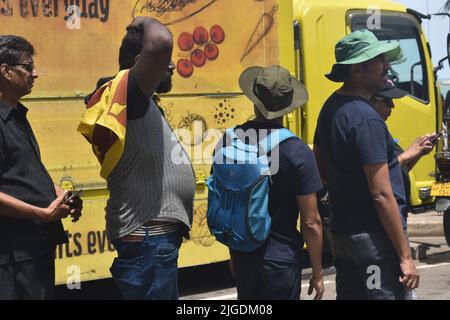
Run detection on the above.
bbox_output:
[330,231,404,300]
[110,230,182,300]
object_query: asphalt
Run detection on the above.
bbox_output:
[408,210,445,237]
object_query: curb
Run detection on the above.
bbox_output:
[408,222,444,237]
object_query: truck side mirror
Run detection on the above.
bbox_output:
[447,34,450,67]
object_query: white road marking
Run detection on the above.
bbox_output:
[196,264,450,300]
[202,293,237,300]
[200,280,335,300]
[417,262,450,270]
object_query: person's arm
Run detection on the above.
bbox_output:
[405,156,421,172]
[0,191,71,222]
[398,134,435,171]
[129,17,173,97]
[296,193,324,300]
[54,183,64,197]
[363,163,419,289]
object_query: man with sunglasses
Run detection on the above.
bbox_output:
[0,35,82,299]
[370,81,437,222]
[314,29,420,299]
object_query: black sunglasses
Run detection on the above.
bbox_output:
[11,62,34,73]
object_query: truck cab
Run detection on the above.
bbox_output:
[292,0,441,209]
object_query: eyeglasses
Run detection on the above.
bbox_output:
[11,62,34,73]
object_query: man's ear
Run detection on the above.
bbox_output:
[0,64,11,80]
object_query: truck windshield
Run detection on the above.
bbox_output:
[349,11,429,102]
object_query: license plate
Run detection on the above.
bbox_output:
[431,182,450,196]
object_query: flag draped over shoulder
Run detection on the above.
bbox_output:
[77,70,129,179]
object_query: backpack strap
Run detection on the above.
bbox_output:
[259,128,298,153]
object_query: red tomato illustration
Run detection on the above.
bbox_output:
[204,43,219,60]
[193,27,209,45]
[191,49,207,67]
[177,59,194,78]
[177,32,194,51]
[210,25,225,44]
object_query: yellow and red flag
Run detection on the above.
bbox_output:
[77,70,129,179]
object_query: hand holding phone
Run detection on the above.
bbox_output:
[64,190,83,222]
[64,190,83,204]
[429,131,444,145]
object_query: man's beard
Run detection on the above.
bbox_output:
[156,75,172,94]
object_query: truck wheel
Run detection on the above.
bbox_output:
[444,211,450,248]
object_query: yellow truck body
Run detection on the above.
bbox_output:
[0,0,440,285]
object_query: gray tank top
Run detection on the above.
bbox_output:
[105,100,195,240]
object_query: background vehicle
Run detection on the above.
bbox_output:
[0,0,443,284]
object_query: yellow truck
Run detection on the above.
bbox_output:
[0,0,445,285]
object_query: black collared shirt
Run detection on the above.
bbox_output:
[0,101,67,263]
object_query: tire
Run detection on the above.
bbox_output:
[444,211,450,248]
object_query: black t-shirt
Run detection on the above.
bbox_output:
[314,93,407,235]
[228,121,323,264]
[0,102,67,262]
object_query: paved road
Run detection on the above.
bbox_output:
[181,237,450,300]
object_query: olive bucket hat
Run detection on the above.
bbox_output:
[239,65,308,120]
[326,29,401,82]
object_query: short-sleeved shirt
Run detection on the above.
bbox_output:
[228,121,323,264]
[314,93,407,235]
[0,101,67,264]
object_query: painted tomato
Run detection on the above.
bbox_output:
[177,59,194,78]
[191,49,207,67]
[177,32,194,51]
[210,25,225,44]
[193,27,209,45]
[204,43,219,60]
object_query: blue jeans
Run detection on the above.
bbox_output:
[110,230,182,300]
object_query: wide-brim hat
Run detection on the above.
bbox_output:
[326,29,402,82]
[239,65,308,120]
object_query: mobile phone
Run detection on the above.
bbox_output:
[429,131,444,145]
[65,190,83,204]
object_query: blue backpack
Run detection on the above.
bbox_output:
[206,127,297,252]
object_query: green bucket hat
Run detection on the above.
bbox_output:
[239,65,308,120]
[326,29,401,82]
